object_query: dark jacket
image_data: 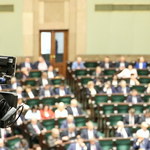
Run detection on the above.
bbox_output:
[100,62,114,68]
[66,106,83,116]
[123,115,139,125]
[126,95,143,103]
[39,88,55,97]
[115,128,131,137]
[54,88,72,95]
[117,86,130,94]
[87,142,103,150]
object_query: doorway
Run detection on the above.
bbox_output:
[40,30,68,77]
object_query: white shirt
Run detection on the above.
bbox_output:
[32,124,41,134]
[12,83,17,89]
[132,96,138,103]
[89,88,97,96]
[55,109,68,118]
[76,143,87,150]
[38,62,48,71]
[117,68,137,78]
[117,128,128,138]
[25,110,41,120]
[120,62,125,68]
[71,107,79,116]
[103,87,112,95]
[88,130,94,139]
[130,79,136,86]
[44,90,51,97]
[42,79,48,86]
[145,118,150,125]
[25,62,31,69]
[28,91,35,98]
[91,144,97,150]
[122,87,127,94]
[105,63,109,69]
[136,129,150,138]
[59,89,66,96]
[139,63,143,69]
[48,71,54,79]
[129,115,135,125]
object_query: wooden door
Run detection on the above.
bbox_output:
[40,30,68,77]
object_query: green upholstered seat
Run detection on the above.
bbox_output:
[115,138,131,150]
[24,78,37,86]
[94,94,109,104]
[41,119,55,130]
[137,69,149,76]
[103,68,117,75]
[26,97,39,107]
[107,115,123,126]
[79,76,93,85]
[51,78,64,85]
[99,139,113,150]
[40,96,56,106]
[57,95,72,104]
[29,70,42,78]
[102,104,115,115]
[84,61,98,68]
[111,94,125,103]
[117,104,129,114]
[131,85,146,93]
[74,69,88,77]
[74,116,87,127]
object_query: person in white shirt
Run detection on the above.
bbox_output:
[37,56,48,71]
[47,65,57,79]
[136,122,150,138]
[21,57,33,70]
[139,109,150,125]
[25,107,41,120]
[129,74,140,86]
[87,81,97,96]
[25,85,35,98]
[55,102,68,118]
[38,72,50,87]
[117,64,138,78]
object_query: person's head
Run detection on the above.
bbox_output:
[76,57,82,64]
[119,56,126,62]
[76,135,84,145]
[104,56,110,63]
[95,66,102,73]
[11,77,17,84]
[42,72,48,78]
[44,84,50,90]
[113,75,118,80]
[144,109,150,118]
[89,138,97,145]
[87,81,94,89]
[51,128,60,138]
[31,106,37,113]
[0,138,4,147]
[128,64,133,70]
[70,99,78,107]
[57,102,65,111]
[141,122,149,131]
[67,115,74,123]
[68,124,76,132]
[128,108,135,116]
[105,81,111,88]
[43,105,49,111]
[25,85,32,93]
[117,121,124,128]
[38,56,45,63]
[86,121,94,130]
[48,65,54,71]
[120,80,127,88]
[131,89,138,96]
[60,84,65,90]
[25,57,31,63]
[139,56,145,63]
[31,118,38,125]
[16,86,23,94]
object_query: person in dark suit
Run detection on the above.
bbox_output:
[39,84,55,97]
[47,65,58,79]
[54,84,72,96]
[115,121,131,138]
[117,80,130,94]
[60,115,75,129]
[0,138,9,150]
[133,132,150,150]
[92,66,103,77]
[67,136,87,150]
[102,81,117,94]
[66,99,83,116]
[100,56,114,68]
[126,89,143,103]
[61,124,78,141]
[139,109,150,124]
[115,56,128,70]
[86,81,98,96]
[33,56,50,71]
[123,108,139,125]
[24,85,37,98]
[38,72,51,87]
[27,118,46,147]
[87,138,103,150]
[135,56,147,69]
[21,57,33,70]
[80,121,99,140]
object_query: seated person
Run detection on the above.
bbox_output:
[27,118,46,146]
[80,121,99,140]
[7,77,21,89]
[100,56,113,69]
[111,75,119,87]
[54,84,72,96]
[102,81,116,94]
[136,122,149,138]
[135,56,147,69]
[55,102,68,118]
[38,72,51,87]
[71,57,85,70]
[92,66,103,77]
[0,138,9,150]
[115,121,131,138]
[34,56,50,71]
[126,89,143,103]
[66,99,83,116]
[47,65,58,79]
[67,135,87,150]
[145,83,150,94]
[86,81,98,96]
[129,74,140,86]
[47,128,62,149]
[123,108,139,125]
[115,56,128,70]
[139,109,150,125]
[61,124,78,141]
[0,127,13,139]
[117,64,138,78]
[17,98,29,111]
[60,115,75,129]
[16,86,25,99]
[93,77,103,86]
[39,84,55,97]
[21,57,33,70]
[21,67,30,79]
[25,106,41,120]
[117,80,130,94]
[40,105,55,119]
[133,132,150,150]
[87,138,103,150]
[24,85,37,98]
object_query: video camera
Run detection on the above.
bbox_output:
[0,56,23,128]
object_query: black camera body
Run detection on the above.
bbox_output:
[0,56,23,128]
